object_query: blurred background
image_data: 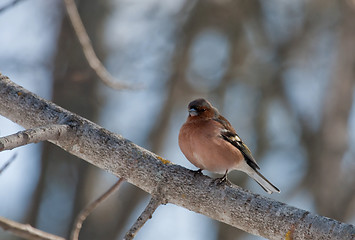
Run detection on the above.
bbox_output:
[0,0,355,239]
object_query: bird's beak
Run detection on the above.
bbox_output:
[188,108,198,116]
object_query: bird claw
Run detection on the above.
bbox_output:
[213,176,232,186]
[193,169,203,177]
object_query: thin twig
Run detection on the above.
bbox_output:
[0,153,17,174]
[63,0,138,90]
[70,178,125,240]
[0,0,25,13]
[0,216,65,240]
[0,124,70,152]
[124,197,162,240]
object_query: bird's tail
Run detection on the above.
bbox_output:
[247,169,280,194]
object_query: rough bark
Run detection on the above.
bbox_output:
[0,75,354,240]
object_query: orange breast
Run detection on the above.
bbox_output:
[178,120,244,174]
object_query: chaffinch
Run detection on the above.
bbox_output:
[178,98,280,194]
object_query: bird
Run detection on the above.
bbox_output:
[178,98,280,194]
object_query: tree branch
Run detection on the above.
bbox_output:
[63,0,137,90]
[124,197,162,240]
[0,216,65,240]
[70,178,125,240]
[0,153,17,174]
[0,73,354,239]
[0,124,70,151]
[0,0,25,13]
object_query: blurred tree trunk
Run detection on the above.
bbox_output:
[310,1,355,221]
[26,0,111,238]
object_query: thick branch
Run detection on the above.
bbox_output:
[0,124,70,151]
[0,216,65,240]
[0,74,354,239]
[124,197,161,240]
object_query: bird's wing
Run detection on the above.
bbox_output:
[215,116,260,170]
[220,129,260,170]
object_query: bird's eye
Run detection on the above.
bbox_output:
[200,108,206,112]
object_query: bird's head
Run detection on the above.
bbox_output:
[187,98,218,119]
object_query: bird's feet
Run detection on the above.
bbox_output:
[213,177,232,186]
[193,169,203,176]
[213,171,232,186]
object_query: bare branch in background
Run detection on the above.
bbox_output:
[0,153,17,174]
[63,0,138,90]
[0,0,25,13]
[124,197,162,240]
[71,178,125,240]
[0,125,70,152]
[0,216,65,240]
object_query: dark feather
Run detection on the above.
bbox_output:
[213,115,260,170]
[220,128,260,170]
